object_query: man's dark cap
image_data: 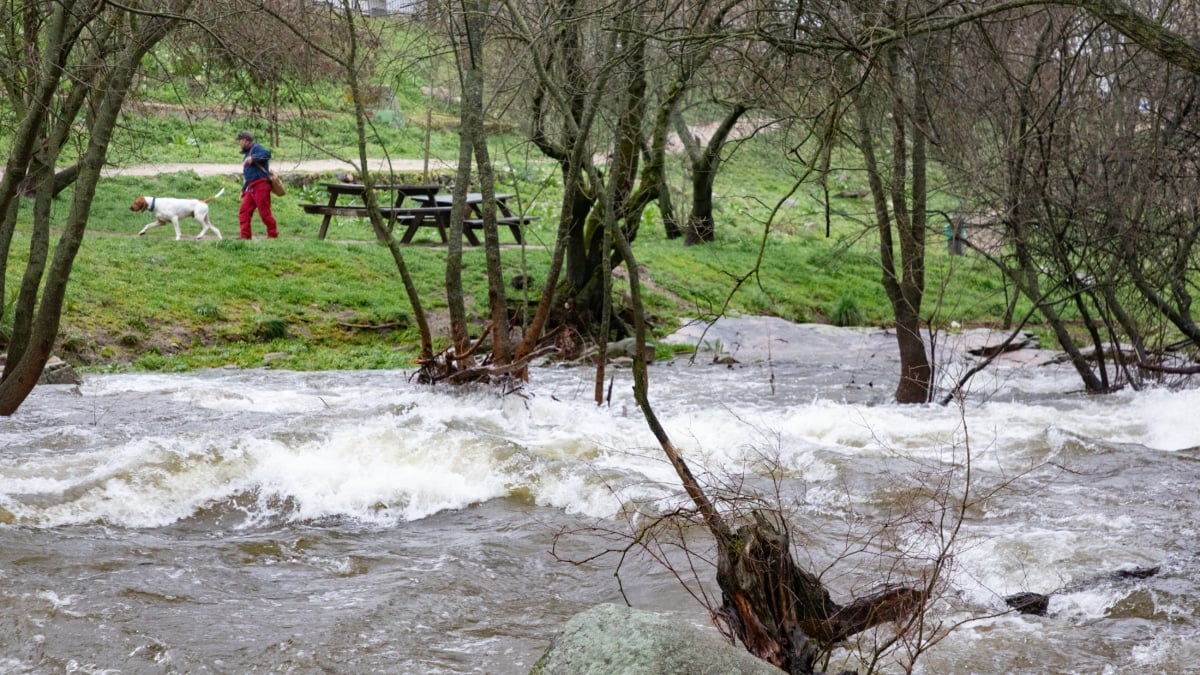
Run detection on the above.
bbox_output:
[236,131,254,141]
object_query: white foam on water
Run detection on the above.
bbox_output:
[3,368,1196,536]
[1049,586,1127,622]
[1100,386,1200,451]
[3,354,1199,673]
[0,375,683,526]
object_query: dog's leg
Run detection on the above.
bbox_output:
[197,218,222,240]
[138,221,160,236]
[171,217,183,241]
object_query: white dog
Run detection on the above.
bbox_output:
[130,188,225,240]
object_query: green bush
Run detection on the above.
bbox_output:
[253,315,289,341]
[829,296,865,327]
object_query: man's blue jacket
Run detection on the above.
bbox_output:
[242,143,272,190]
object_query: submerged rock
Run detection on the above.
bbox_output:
[1004,591,1050,616]
[0,354,82,386]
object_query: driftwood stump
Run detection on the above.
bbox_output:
[715,511,925,674]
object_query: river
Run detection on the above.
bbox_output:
[1,320,1197,674]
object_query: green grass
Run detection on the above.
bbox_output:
[0,149,1029,375]
[58,228,550,371]
[3,44,1032,374]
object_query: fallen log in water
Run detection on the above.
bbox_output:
[1004,565,1160,616]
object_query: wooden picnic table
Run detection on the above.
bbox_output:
[300,183,442,240]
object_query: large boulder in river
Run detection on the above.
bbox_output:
[530,603,785,675]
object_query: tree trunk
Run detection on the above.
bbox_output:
[338,6,434,363]
[684,104,747,246]
[460,0,513,367]
[852,49,932,405]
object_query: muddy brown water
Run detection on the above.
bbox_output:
[2,322,1197,673]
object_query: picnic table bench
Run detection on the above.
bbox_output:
[410,193,538,245]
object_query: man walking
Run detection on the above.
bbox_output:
[236,131,279,239]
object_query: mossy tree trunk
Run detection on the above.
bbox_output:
[446,0,512,367]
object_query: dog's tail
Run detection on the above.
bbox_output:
[204,188,226,203]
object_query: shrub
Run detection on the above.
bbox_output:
[194,303,226,320]
[829,295,865,327]
[253,315,289,341]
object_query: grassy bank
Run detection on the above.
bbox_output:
[0,14,1039,376]
[3,150,1021,374]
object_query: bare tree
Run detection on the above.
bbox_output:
[0,0,197,415]
[499,0,738,338]
[676,103,750,245]
[242,1,443,367]
[162,0,347,150]
[440,0,513,369]
[755,0,947,404]
[846,26,939,404]
[938,2,1200,393]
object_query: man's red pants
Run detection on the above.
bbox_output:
[239,179,278,239]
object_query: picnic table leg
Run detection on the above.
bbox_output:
[493,198,524,243]
[435,214,449,243]
[318,191,338,240]
[400,214,422,244]
[462,223,481,246]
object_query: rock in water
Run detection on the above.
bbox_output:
[530,603,785,675]
[1004,592,1050,616]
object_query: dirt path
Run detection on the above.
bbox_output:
[23,118,765,179]
[100,157,457,178]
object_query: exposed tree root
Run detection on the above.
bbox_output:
[413,322,559,385]
[716,511,926,673]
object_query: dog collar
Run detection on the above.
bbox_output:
[149,197,156,212]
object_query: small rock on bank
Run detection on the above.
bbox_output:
[0,354,82,386]
[39,356,81,385]
[530,603,785,675]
